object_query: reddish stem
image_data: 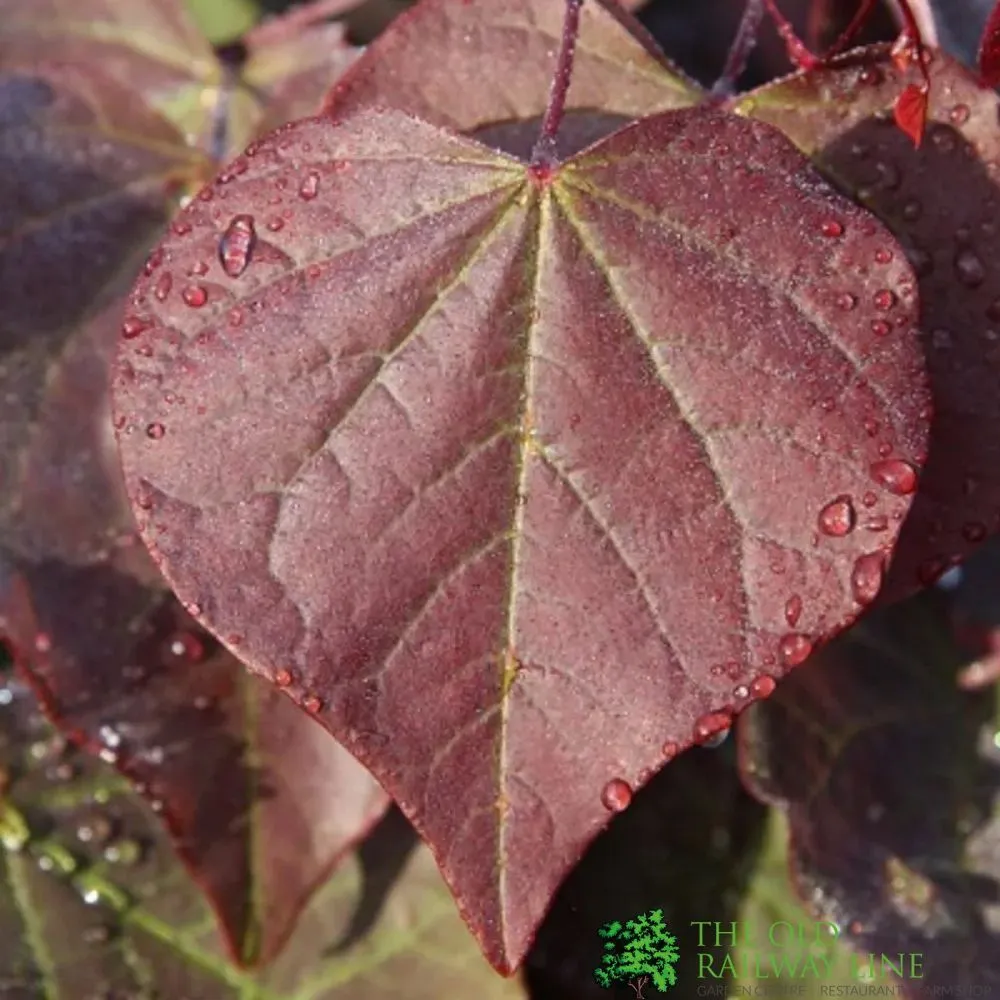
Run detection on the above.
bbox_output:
[531,0,584,168]
[712,0,765,96]
[762,0,820,69]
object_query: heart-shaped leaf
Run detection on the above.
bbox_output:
[734,45,1000,599]
[112,102,930,971]
[323,0,702,158]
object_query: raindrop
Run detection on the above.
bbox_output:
[873,289,896,310]
[859,66,882,85]
[784,594,803,628]
[870,320,890,337]
[181,285,208,308]
[121,316,150,339]
[693,711,732,744]
[662,740,679,759]
[145,422,165,440]
[275,668,293,687]
[779,633,813,666]
[303,693,322,713]
[850,552,884,605]
[188,260,209,276]
[836,292,857,311]
[601,778,632,812]
[299,171,320,200]
[869,458,917,496]
[948,103,971,125]
[153,272,173,301]
[171,219,192,236]
[219,214,257,278]
[818,495,856,537]
[863,514,889,532]
[733,684,750,700]
[750,673,777,699]
[820,219,844,238]
[954,248,985,288]
[266,216,285,232]
[874,248,893,264]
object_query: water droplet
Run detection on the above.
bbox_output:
[153,272,172,301]
[954,248,985,287]
[299,171,320,200]
[962,521,988,543]
[948,103,970,125]
[836,292,857,310]
[693,711,732,744]
[779,634,812,666]
[601,778,632,812]
[171,219,192,236]
[818,495,856,537]
[219,214,256,278]
[145,422,165,440]
[820,219,844,238]
[784,594,803,627]
[750,673,777,699]
[870,458,917,495]
[873,289,896,310]
[303,693,322,713]
[851,552,884,605]
[733,684,750,699]
[121,316,150,339]
[275,668,293,687]
[266,216,285,232]
[863,514,889,532]
[168,632,204,662]
[859,66,882,85]
[874,248,893,264]
[662,740,679,760]
[181,285,208,308]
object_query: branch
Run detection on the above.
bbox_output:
[712,0,765,96]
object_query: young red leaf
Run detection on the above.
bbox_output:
[893,81,928,144]
[323,0,702,158]
[112,104,929,972]
[736,588,1000,986]
[979,0,1000,85]
[735,46,1000,600]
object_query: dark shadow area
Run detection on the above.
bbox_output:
[738,585,1000,992]
[524,742,769,999]
[325,803,421,954]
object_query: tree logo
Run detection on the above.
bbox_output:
[593,908,679,997]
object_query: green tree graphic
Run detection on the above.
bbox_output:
[593,908,679,998]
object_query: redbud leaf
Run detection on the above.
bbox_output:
[736,588,1000,987]
[113,103,930,972]
[323,0,703,158]
[735,45,1000,600]
[979,0,1000,85]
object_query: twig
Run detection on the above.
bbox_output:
[531,0,584,169]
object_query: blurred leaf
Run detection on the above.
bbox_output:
[323,0,702,158]
[0,675,528,997]
[736,588,1000,993]
[736,46,1000,602]
[184,0,260,45]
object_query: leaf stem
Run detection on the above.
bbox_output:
[711,0,765,96]
[531,0,584,169]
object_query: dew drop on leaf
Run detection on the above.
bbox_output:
[871,319,891,336]
[153,272,172,301]
[954,247,985,288]
[779,633,813,666]
[850,552,885,605]
[601,778,632,812]
[733,684,750,699]
[820,219,844,237]
[818,495,856,537]
[266,216,285,232]
[299,171,320,200]
[181,285,208,308]
[784,594,803,627]
[275,668,293,687]
[836,292,857,311]
[303,693,322,713]
[219,214,256,278]
[870,458,918,495]
[749,673,777,699]
[662,741,679,760]
[874,248,893,264]
[145,422,165,440]
[693,711,732,744]
[121,316,149,339]
[873,289,896,310]
[949,103,971,125]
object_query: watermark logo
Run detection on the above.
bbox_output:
[593,907,679,997]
